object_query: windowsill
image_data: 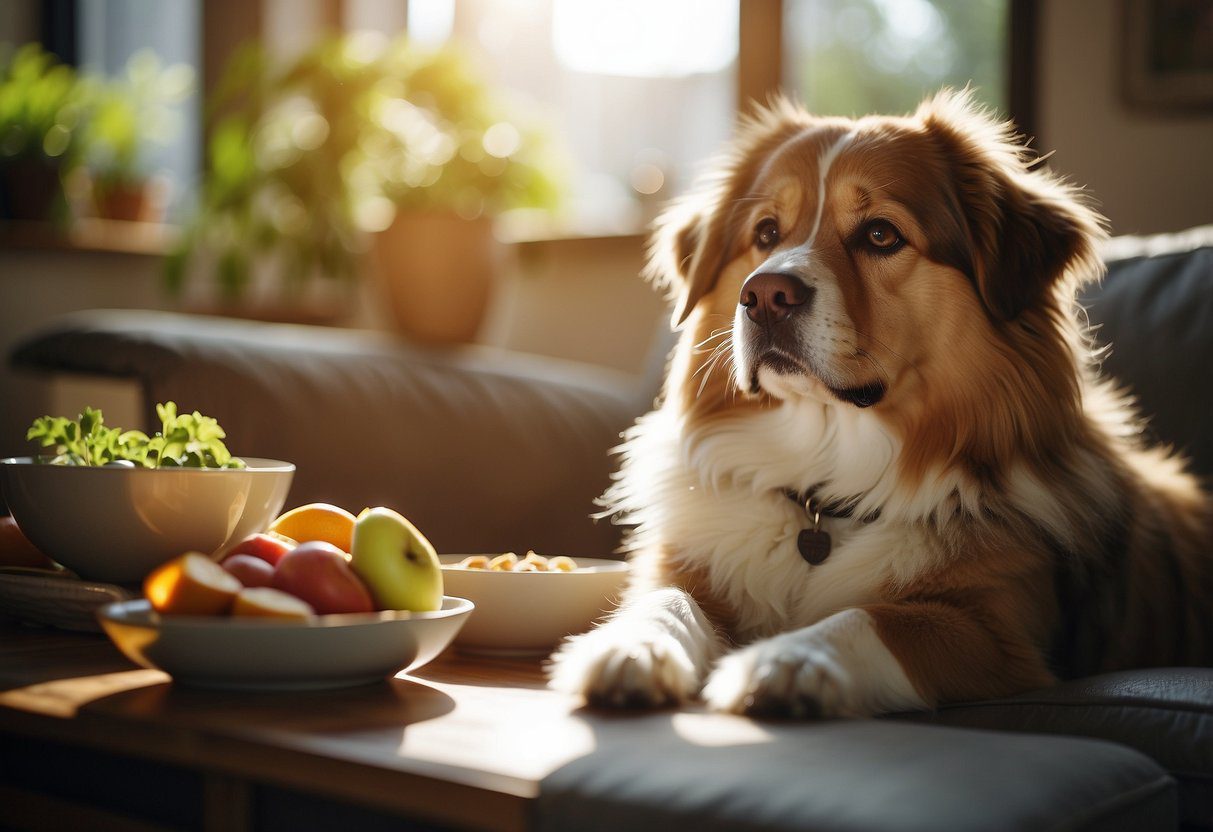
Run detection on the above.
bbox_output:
[0,217,644,259]
[495,212,648,252]
[0,219,180,258]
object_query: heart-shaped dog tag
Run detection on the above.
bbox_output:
[797,528,831,565]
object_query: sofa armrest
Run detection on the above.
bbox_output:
[10,310,649,558]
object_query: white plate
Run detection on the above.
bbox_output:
[440,555,628,655]
[97,596,473,690]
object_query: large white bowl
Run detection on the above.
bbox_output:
[440,555,628,654]
[97,597,473,690]
[0,457,294,584]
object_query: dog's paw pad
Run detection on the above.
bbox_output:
[547,627,699,708]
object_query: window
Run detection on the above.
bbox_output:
[783,0,1008,117]
[78,0,202,219]
[370,0,741,234]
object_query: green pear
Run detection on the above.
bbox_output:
[350,507,443,612]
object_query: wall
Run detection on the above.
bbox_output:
[481,234,667,379]
[0,1,37,44]
[1037,0,1213,235]
[0,246,176,461]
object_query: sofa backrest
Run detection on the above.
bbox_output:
[1083,225,1213,480]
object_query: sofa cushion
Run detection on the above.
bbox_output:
[1084,226,1213,478]
[901,668,1213,830]
[536,716,1174,832]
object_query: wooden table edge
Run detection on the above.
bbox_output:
[0,703,534,832]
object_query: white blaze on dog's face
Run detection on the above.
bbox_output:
[654,92,1101,492]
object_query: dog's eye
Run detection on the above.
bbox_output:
[755,219,780,251]
[863,220,903,252]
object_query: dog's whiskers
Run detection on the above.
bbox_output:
[694,340,731,384]
[855,348,891,383]
[693,327,733,351]
[837,324,921,379]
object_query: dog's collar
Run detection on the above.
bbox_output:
[782,488,880,567]
[781,488,881,524]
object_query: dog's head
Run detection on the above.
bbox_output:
[650,90,1106,482]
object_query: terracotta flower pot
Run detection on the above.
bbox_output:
[85,175,169,223]
[94,182,152,222]
[372,212,502,345]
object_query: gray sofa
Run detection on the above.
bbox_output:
[6,227,1213,831]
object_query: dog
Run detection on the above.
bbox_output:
[547,89,1213,718]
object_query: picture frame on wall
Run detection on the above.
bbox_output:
[1123,0,1213,110]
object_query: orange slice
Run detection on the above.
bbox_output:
[231,587,315,620]
[144,553,241,616]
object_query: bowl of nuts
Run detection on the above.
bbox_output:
[440,552,628,655]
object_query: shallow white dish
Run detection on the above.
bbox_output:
[0,456,294,584]
[440,555,628,654]
[97,596,473,690]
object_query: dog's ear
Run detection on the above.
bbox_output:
[920,90,1105,321]
[645,193,733,328]
[646,98,809,329]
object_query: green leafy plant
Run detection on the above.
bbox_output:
[26,402,244,469]
[0,43,88,164]
[0,43,193,222]
[79,49,194,191]
[0,43,92,220]
[167,34,562,300]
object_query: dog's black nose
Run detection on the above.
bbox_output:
[740,272,813,325]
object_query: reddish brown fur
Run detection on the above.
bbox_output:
[639,90,1213,705]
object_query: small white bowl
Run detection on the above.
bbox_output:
[440,555,628,654]
[0,457,294,584]
[97,596,473,690]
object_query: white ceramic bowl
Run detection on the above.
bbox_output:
[440,555,628,654]
[97,596,473,690]
[0,457,294,584]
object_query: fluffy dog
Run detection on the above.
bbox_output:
[547,90,1213,717]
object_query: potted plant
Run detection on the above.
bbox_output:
[168,35,561,340]
[75,50,194,223]
[0,43,88,223]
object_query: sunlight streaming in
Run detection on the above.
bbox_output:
[552,0,738,77]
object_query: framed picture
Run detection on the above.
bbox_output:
[1123,0,1213,110]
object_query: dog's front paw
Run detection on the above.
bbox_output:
[702,609,925,718]
[547,624,701,708]
[702,638,856,718]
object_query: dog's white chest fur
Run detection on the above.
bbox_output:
[607,397,945,641]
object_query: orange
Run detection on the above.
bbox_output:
[268,503,356,552]
[144,553,241,616]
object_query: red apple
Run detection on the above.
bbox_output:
[225,532,296,567]
[221,553,275,588]
[271,541,375,615]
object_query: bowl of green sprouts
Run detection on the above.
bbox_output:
[1,403,294,583]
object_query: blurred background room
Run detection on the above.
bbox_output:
[1,0,1211,462]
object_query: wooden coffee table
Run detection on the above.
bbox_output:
[0,616,767,831]
[0,616,563,830]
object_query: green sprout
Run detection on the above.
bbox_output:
[26,402,244,469]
